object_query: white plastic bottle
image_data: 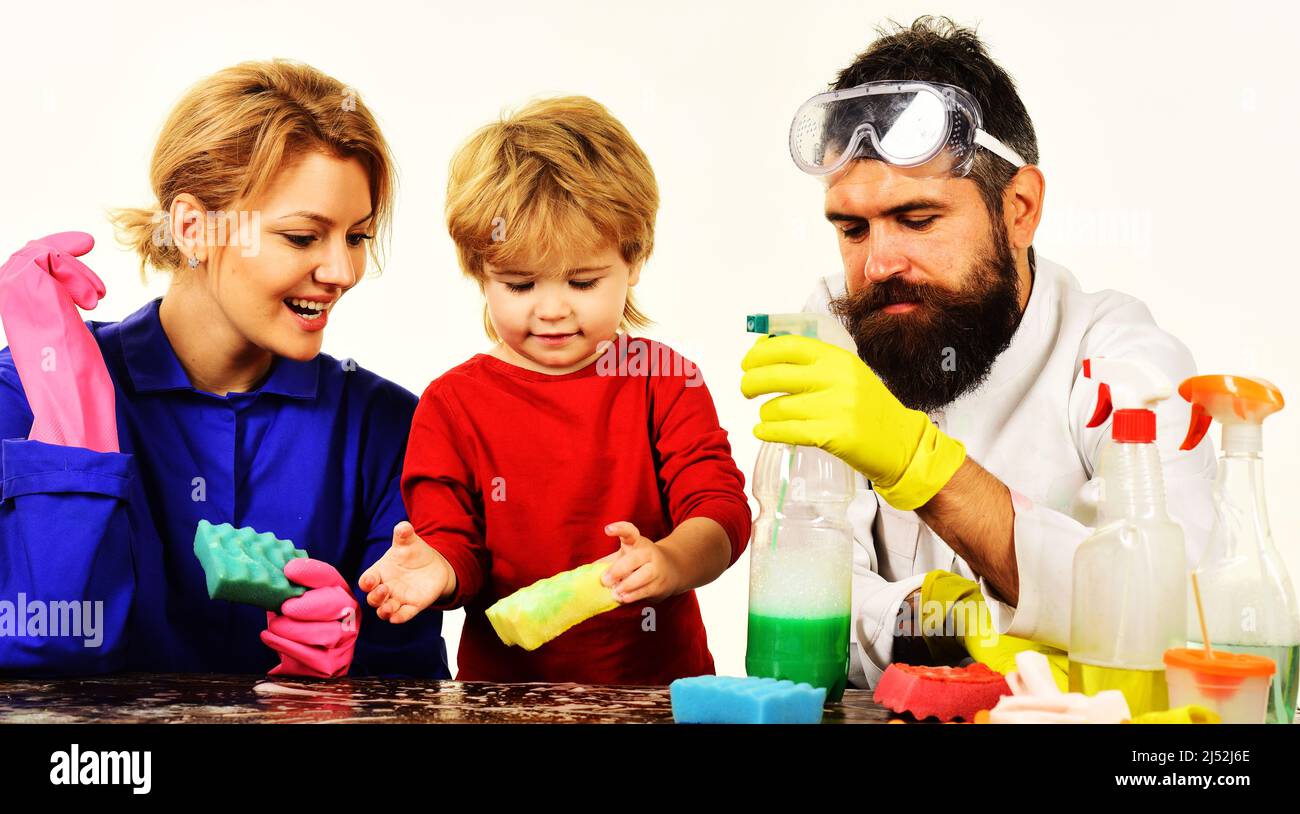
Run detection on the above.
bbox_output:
[1068,357,1187,716]
[744,313,857,702]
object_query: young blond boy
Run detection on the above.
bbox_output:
[360,97,750,683]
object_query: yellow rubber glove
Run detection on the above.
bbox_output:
[739,334,966,511]
[1130,706,1221,724]
[921,570,1069,692]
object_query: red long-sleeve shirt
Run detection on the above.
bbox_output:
[401,336,751,684]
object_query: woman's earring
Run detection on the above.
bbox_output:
[188,255,200,269]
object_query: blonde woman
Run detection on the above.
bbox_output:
[0,60,448,678]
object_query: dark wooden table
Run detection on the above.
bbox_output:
[0,674,895,724]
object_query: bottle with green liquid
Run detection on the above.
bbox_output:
[744,314,856,702]
[1180,374,1299,724]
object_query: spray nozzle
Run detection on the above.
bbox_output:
[746,313,858,354]
[1178,374,1285,452]
[1082,357,1173,443]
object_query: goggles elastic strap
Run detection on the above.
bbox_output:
[973,129,1028,169]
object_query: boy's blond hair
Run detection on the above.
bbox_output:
[445,96,658,341]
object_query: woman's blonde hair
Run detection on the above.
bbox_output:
[444,96,658,341]
[111,59,395,279]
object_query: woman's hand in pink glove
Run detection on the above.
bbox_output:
[260,559,359,679]
[0,232,118,452]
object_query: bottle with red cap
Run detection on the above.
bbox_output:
[1068,357,1187,716]
[1180,374,1297,723]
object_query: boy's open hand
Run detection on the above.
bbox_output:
[599,521,680,604]
[358,521,456,624]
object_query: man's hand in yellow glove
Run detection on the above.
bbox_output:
[920,570,1068,692]
[739,334,966,511]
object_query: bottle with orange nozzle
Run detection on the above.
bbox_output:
[1181,374,1298,724]
[1068,357,1187,716]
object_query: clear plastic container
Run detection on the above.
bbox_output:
[1068,358,1186,717]
[746,438,855,702]
[1164,647,1275,723]
[1181,374,1299,724]
[744,313,859,702]
[1069,439,1187,715]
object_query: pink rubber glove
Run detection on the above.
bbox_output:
[260,559,359,678]
[0,232,117,452]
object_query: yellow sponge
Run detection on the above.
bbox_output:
[486,561,620,650]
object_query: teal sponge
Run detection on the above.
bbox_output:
[192,519,308,610]
[670,676,827,724]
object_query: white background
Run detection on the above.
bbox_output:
[2,0,1298,678]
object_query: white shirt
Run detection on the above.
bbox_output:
[802,256,1216,688]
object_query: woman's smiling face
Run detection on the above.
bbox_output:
[181,150,376,361]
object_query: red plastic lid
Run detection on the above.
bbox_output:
[1111,409,1155,443]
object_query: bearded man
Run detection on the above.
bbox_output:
[741,17,1214,688]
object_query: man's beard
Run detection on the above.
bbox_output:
[829,225,1024,414]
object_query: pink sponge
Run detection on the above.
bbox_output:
[874,663,1011,722]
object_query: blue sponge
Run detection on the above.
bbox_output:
[670,676,827,724]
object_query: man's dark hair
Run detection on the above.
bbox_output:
[833,16,1038,261]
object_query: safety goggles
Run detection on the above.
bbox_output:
[789,80,1027,178]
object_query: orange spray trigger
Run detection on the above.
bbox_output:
[1178,375,1285,453]
[1181,403,1213,450]
[1178,376,1284,422]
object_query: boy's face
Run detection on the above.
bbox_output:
[483,243,640,375]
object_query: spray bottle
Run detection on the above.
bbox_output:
[1181,374,1298,723]
[744,313,857,701]
[1068,357,1187,715]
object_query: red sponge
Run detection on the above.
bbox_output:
[874,663,1011,722]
